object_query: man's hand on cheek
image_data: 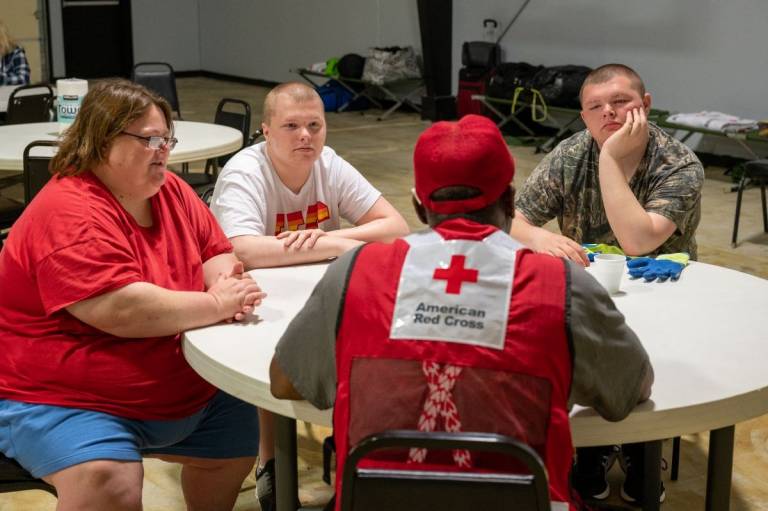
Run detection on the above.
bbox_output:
[601,108,649,161]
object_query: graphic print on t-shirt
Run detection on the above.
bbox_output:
[274,201,330,234]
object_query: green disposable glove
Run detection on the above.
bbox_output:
[582,243,626,262]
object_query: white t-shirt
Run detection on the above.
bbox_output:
[211,142,381,238]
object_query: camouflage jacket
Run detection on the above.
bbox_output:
[516,123,704,258]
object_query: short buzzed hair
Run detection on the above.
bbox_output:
[579,64,646,105]
[262,82,322,125]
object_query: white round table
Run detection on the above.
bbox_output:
[0,121,242,171]
[183,261,768,511]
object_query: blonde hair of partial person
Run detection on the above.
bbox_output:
[0,20,17,56]
[262,81,322,125]
[578,63,646,104]
[50,79,173,176]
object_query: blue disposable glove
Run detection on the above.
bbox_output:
[626,257,684,282]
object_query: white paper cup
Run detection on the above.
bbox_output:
[590,254,626,294]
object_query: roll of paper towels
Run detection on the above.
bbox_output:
[57,78,88,132]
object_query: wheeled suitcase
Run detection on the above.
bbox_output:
[457,42,500,118]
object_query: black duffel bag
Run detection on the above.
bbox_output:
[530,65,592,109]
[486,62,544,100]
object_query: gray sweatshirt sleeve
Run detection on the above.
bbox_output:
[566,260,654,421]
[273,247,361,409]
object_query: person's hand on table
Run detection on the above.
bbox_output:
[530,228,590,266]
[277,229,327,250]
[227,260,250,280]
[600,107,649,162]
[207,271,267,322]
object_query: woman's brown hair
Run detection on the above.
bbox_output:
[50,79,173,176]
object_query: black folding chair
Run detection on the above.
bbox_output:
[131,62,182,119]
[132,62,196,180]
[341,430,551,511]
[732,159,768,247]
[0,342,55,494]
[6,84,55,125]
[200,186,215,207]
[184,98,254,188]
[0,453,56,496]
[0,140,57,239]
[22,140,57,203]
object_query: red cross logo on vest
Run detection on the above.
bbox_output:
[433,255,479,295]
[408,361,472,468]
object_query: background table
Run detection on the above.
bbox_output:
[0,121,242,171]
[184,261,768,511]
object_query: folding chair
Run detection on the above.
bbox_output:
[22,140,56,203]
[340,430,551,511]
[0,453,56,496]
[186,98,253,188]
[0,140,56,236]
[132,62,197,180]
[132,62,182,119]
[732,159,768,247]
[6,83,55,125]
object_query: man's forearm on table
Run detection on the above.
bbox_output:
[232,234,360,269]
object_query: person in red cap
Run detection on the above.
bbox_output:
[269,114,653,511]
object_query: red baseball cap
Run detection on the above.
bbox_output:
[414,114,515,214]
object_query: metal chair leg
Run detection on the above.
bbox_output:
[671,436,680,481]
[761,183,767,233]
[732,176,747,247]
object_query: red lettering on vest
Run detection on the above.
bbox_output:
[433,255,478,294]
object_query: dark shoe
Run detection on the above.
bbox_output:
[619,446,666,505]
[572,446,617,501]
[256,458,276,511]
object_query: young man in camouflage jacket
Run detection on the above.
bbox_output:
[512,63,704,505]
[511,63,704,267]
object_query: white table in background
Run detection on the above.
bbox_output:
[0,121,242,171]
[183,262,768,511]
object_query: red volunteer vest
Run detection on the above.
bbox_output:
[333,218,575,510]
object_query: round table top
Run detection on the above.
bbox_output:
[0,121,243,171]
[183,261,768,447]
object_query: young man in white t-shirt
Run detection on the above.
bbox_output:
[211,81,409,269]
[210,82,409,511]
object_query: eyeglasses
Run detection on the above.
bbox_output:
[121,131,178,150]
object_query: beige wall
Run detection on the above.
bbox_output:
[3,0,42,83]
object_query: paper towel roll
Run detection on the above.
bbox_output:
[57,78,88,132]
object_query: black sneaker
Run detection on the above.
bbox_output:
[256,458,276,511]
[571,446,617,501]
[619,446,666,505]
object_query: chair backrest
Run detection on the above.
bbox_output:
[200,186,215,207]
[0,453,56,496]
[132,62,182,118]
[23,140,57,204]
[341,430,551,511]
[745,160,768,182]
[6,84,54,125]
[213,98,252,167]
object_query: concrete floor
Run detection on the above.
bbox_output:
[1,76,767,510]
